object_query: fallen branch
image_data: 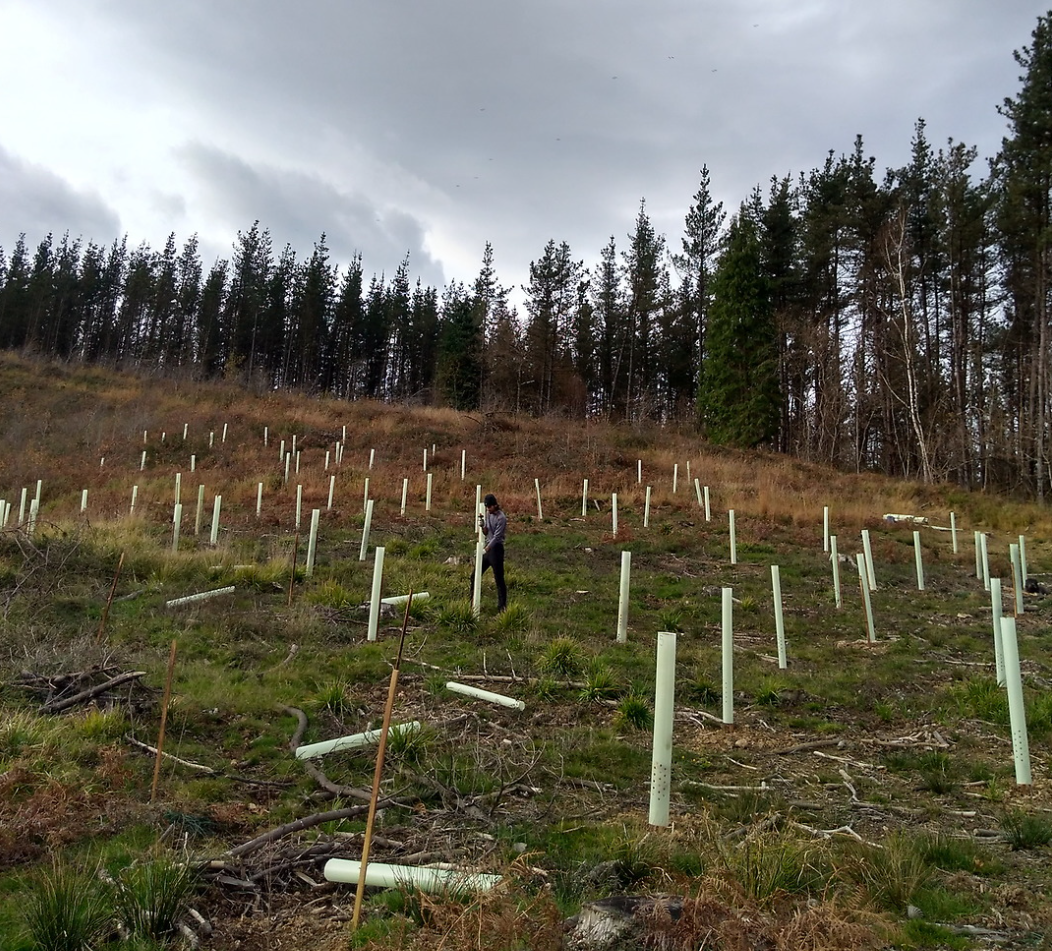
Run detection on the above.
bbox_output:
[126,735,216,773]
[39,670,146,714]
[775,739,844,755]
[124,735,293,788]
[683,781,773,792]
[814,750,881,770]
[281,705,378,802]
[223,806,374,859]
[786,820,873,845]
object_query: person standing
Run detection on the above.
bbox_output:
[475,492,507,612]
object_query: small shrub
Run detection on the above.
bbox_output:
[538,637,585,679]
[614,694,652,731]
[1000,809,1052,850]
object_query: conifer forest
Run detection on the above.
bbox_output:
[4,14,1052,499]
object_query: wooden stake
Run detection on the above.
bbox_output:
[288,534,299,607]
[150,639,178,803]
[96,551,125,644]
[351,593,413,932]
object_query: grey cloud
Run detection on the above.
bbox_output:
[178,142,445,286]
[0,142,121,249]
[14,0,1047,293]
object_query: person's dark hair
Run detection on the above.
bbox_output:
[484,494,498,507]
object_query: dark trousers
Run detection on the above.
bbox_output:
[478,543,507,611]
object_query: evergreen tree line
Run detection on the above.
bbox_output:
[3,14,1052,496]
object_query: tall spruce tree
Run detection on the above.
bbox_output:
[674,166,726,401]
[522,239,582,414]
[327,254,364,398]
[622,201,668,419]
[435,281,483,410]
[993,11,1052,499]
[698,214,779,447]
[592,236,626,417]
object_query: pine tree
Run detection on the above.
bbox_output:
[289,234,333,391]
[522,239,582,413]
[435,281,483,410]
[992,11,1052,498]
[196,260,228,377]
[170,235,202,369]
[674,166,726,399]
[386,254,415,400]
[223,222,273,381]
[592,236,627,418]
[327,254,364,398]
[0,235,31,351]
[408,279,440,400]
[622,201,668,419]
[698,214,779,447]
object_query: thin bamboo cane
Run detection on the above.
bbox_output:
[351,594,413,932]
[150,640,178,803]
[288,534,299,607]
[96,551,125,644]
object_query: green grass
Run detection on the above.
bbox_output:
[5,361,1052,949]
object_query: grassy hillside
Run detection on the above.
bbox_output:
[1,351,1051,950]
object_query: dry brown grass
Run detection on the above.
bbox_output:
[3,350,1049,548]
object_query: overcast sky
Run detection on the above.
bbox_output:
[0,1,1047,307]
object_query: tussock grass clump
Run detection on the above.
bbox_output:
[489,602,530,634]
[947,677,1009,725]
[538,636,586,679]
[1000,808,1052,850]
[113,858,198,940]
[835,833,932,912]
[438,600,478,635]
[313,677,356,719]
[0,709,58,760]
[21,862,111,951]
[920,832,1002,875]
[614,693,652,731]
[577,661,621,703]
[717,830,828,905]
